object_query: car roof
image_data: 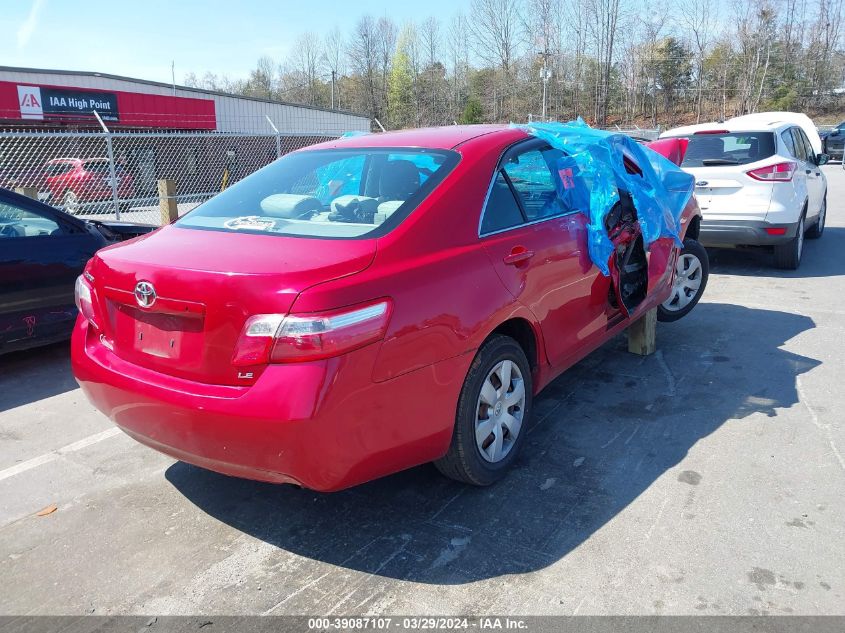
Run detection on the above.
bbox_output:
[662,112,823,154]
[303,125,528,151]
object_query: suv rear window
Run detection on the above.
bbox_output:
[177,148,459,238]
[674,132,776,167]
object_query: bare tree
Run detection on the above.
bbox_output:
[469,0,525,120]
[420,17,443,124]
[323,27,345,108]
[680,0,716,121]
[447,12,471,121]
[347,15,381,119]
[285,33,324,105]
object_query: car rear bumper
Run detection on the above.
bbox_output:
[72,319,468,491]
[698,218,800,247]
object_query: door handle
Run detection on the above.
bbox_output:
[503,248,535,265]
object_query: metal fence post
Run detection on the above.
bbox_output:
[266,116,282,159]
[93,110,121,221]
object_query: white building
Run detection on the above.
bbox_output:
[0,66,370,135]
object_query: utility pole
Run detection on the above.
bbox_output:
[538,51,552,121]
[171,60,176,96]
[331,70,337,109]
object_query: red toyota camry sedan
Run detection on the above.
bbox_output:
[72,125,706,491]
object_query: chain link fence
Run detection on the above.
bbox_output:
[0,128,339,225]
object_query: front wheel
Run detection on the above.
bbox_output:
[62,190,80,215]
[657,238,709,323]
[435,335,532,486]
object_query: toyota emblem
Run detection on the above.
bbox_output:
[134,281,156,308]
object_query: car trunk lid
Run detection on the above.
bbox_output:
[88,225,376,385]
[685,164,775,221]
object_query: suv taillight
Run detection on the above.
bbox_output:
[232,299,393,366]
[746,161,797,182]
[74,275,99,329]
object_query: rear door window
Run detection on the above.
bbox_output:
[795,128,816,161]
[480,171,525,235]
[680,133,776,167]
[790,128,808,161]
[781,129,797,157]
[502,147,566,220]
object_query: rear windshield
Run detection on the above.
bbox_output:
[176,148,459,239]
[673,132,776,167]
[83,161,112,174]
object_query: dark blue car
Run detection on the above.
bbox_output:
[0,188,155,355]
[821,122,845,161]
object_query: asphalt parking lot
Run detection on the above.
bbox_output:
[1,165,844,616]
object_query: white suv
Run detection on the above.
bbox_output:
[662,114,829,269]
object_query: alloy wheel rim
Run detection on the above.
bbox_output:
[475,359,525,463]
[64,192,78,214]
[662,253,703,311]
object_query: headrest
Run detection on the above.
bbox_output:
[379,160,420,200]
[260,194,322,218]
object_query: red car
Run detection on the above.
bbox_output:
[45,158,134,214]
[72,125,706,491]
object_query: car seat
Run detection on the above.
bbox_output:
[379,160,420,202]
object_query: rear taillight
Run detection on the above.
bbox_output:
[74,275,99,329]
[232,299,392,366]
[746,162,797,182]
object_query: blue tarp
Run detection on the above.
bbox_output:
[512,120,695,276]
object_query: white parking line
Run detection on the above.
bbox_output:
[0,427,121,483]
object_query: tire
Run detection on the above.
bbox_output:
[435,335,533,486]
[657,238,709,323]
[773,213,805,270]
[806,196,826,239]
[62,190,80,215]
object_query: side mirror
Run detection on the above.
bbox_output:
[817,154,830,166]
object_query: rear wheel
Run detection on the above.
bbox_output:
[806,197,826,239]
[657,238,709,323]
[774,214,805,270]
[435,335,532,486]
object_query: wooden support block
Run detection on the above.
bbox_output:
[158,179,178,225]
[627,307,657,356]
[14,186,38,200]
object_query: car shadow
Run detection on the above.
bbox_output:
[166,302,818,584]
[707,226,845,278]
[0,341,78,413]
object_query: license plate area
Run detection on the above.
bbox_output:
[112,303,203,360]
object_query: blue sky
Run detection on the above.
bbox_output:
[1,0,461,84]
